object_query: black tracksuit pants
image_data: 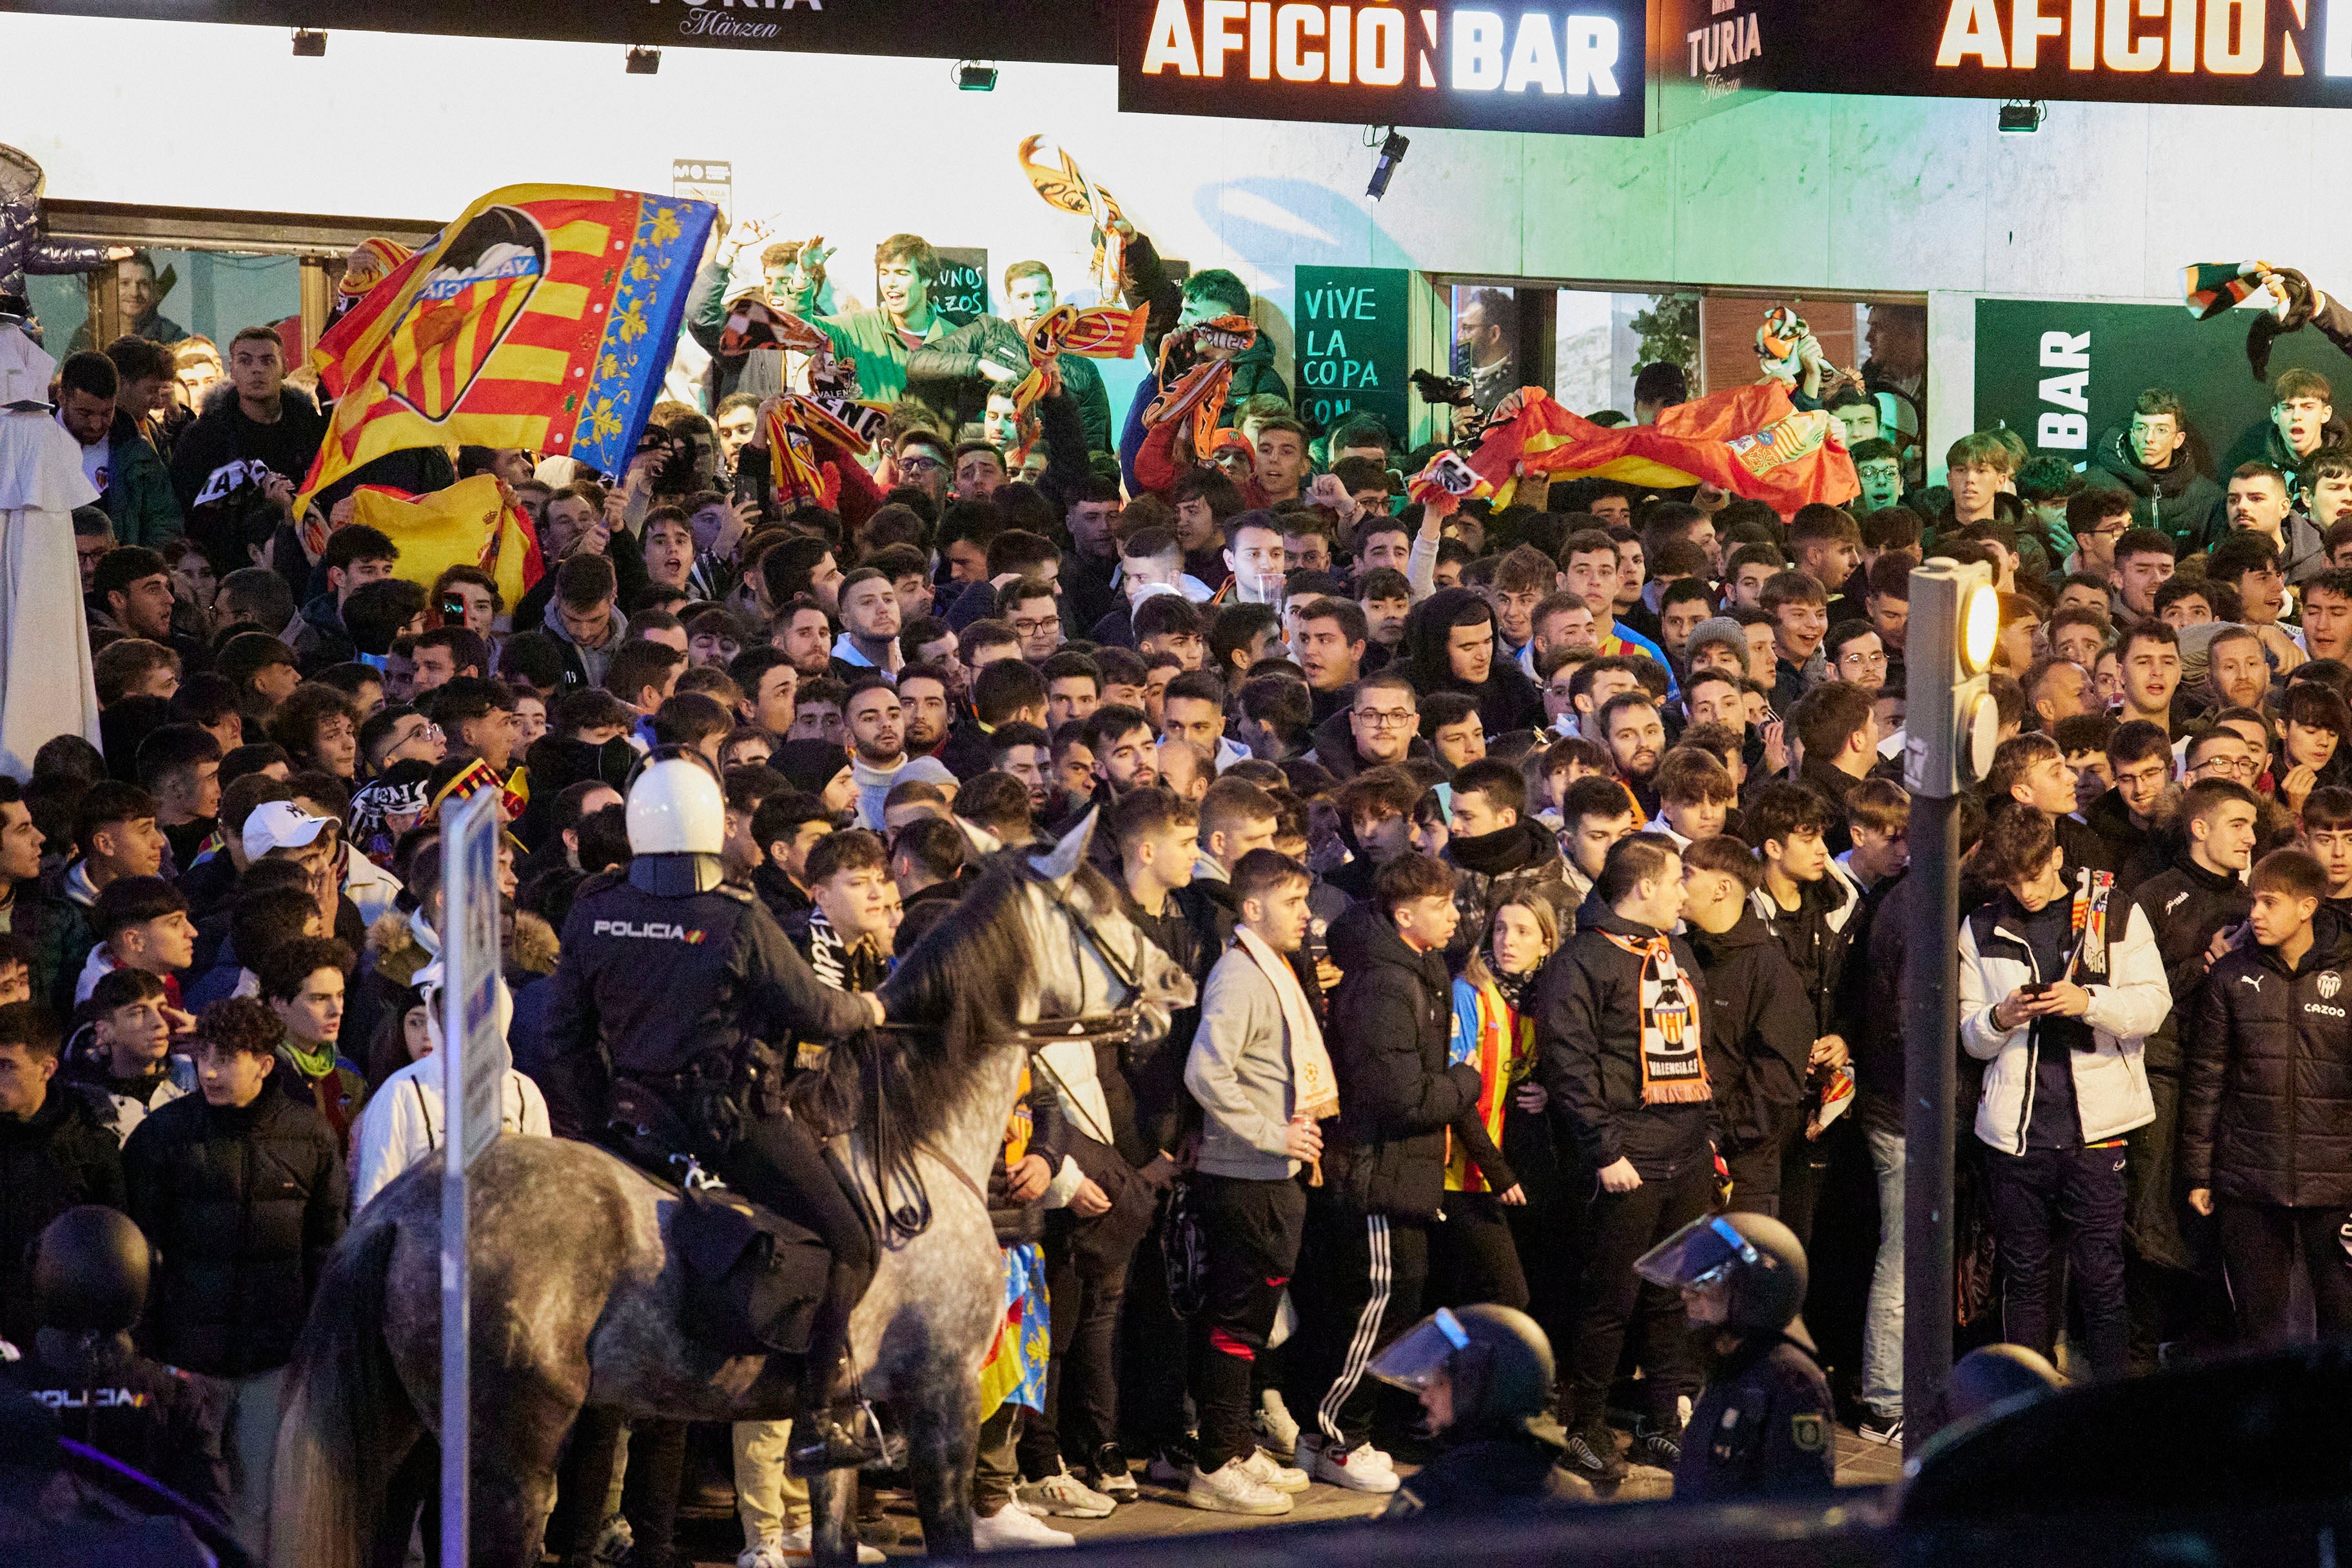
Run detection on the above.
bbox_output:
[1189,1173,1306,1474]
[1286,1197,1428,1453]
[2217,1199,2352,1347]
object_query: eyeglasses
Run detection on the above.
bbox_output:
[1012,616,1062,637]
[1354,709,1417,728]
[2195,756,2260,778]
[898,455,945,473]
[1839,649,1888,667]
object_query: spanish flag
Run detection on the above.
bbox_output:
[1467,384,1858,516]
[299,184,718,516]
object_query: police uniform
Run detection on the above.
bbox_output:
[538,852,884,1469]
[1676,1332,1837,1502]
[1,1328,231,1523]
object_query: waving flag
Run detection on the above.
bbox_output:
[300,184,718,515]
[1467,384,1857,515]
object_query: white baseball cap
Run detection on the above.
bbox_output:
[242,800,331,861]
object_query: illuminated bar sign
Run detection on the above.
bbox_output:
[1758,0,2352,108]
[1118,0,1650,136]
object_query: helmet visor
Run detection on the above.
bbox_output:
[1634,1213,1760,1291]
[1367,1306,1470,1391]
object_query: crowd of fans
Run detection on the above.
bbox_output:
[7,222,2352,1566]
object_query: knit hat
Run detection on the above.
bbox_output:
[1684,616,1750,672]
[770,739,851,799]
[897,756,958,790]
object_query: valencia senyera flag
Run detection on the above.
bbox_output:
[299,184,718,516]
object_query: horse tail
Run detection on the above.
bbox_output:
[270,1219,407,1568]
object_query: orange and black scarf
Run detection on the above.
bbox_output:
[1598,930,1710,1105]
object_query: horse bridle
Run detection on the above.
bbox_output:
[1016,880,1153,1050]
[872,876,1154,1053]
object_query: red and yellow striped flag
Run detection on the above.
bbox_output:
[299,184,717,516]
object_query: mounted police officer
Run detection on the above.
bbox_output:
[1637,1210,1836,1501]
[1366,1303,1578,1515]
[0,1205,232,1525]
[539,755,887,1474]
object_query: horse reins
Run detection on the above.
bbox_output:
[858,881,1155,1242]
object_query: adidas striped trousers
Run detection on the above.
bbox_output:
[1288,1202,1429,1452]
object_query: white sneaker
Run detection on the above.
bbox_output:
[1019,1465,1117,1518]
[1253,1390,1300,1459]
[1308,1441,1400,1493]
[1238,1447,1310,1494]
[741,1525,886,1565]
[973,1505,1077,1551]
[1184,1456,1295,1515]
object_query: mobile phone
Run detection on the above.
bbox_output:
[2021,982,2053,999]
[441,594,465,623]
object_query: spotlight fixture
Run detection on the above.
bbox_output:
[956,59,1000,91]
[625,45,661,75]
[290,28,326,56]
[1997,99,2045,133]
[1366,128,1410,201]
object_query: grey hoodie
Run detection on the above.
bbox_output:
[542,596,629,690]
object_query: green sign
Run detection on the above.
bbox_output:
[1293,265,1412,446]
[933,248,990,328]
[1973,297,2346,475]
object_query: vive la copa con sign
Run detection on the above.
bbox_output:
[1118,0,1649,135]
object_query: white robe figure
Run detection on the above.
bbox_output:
[0,322,101,779]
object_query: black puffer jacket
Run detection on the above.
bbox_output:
[0,1088,126,1349]
[1534,910,1713,1181]
[1321,904,1483,1220]
[122,1090,346,1377]
[2128,851,2251,1076]
[2088,422,2221,551]
[2073,787,2176,904]
[2182,912,2352,1207]
[1444,819,1574,975]
[1686,909,1814,1160]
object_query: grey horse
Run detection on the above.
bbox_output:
[267,811,1194,1568]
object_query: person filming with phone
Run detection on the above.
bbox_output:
[1957,807,2170,1384]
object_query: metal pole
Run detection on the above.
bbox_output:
[1901,787,1961,1456]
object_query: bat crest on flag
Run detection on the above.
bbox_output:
[385,206,548,423]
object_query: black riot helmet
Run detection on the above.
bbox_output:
[34,1206,151,1336]
[1636,1211,1811,1349]
[1368,1303,1554,1434]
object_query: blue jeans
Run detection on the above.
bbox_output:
[1861,1124,1905,1421]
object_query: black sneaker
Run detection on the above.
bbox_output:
[1562,1419,1627,1482]
[1631,1417,1682,1469]
[1857,1413,1903,1447]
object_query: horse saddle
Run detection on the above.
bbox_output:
[604,1079,829,1360]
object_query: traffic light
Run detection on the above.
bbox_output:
[1903,557,2002,799]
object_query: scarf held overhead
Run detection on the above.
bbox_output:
[1015,134,1128,300]
[1142,316,1258,455]
[1010,302,1148,415]
[1598,930,1710,1105]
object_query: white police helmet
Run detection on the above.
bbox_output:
[627,755,725,857]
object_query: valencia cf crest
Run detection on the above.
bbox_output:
[385,205,548,422]
[2322,972,2342,1001]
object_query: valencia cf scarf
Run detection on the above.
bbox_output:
[1143,316,1258,455]
[1598,930,1710,1106]
[1017,134,1128,300]
[1010,302,1149,416]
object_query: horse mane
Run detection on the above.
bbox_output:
[792,851,1077,1152]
